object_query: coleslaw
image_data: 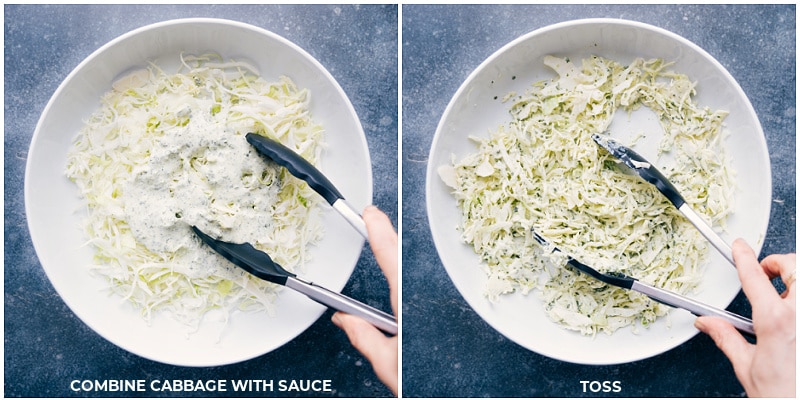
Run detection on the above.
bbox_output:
[66,53,325,329]
[440,55,735,335]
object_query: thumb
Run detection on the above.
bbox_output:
[695,316,754,372]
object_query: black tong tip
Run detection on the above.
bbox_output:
[531,229,634,289]
[191,226,295,285]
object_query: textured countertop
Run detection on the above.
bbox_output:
[402,4,795,398]
[5,4,397,398]
[5,3,797,399]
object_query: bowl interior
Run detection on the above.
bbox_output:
[26,18,372,367]
[426,18,770,364]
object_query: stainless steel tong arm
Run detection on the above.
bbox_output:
[285,276,397,335]
[332,199,368,239]
[631,279,754,336]
[679,204,734,265]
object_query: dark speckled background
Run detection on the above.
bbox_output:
[5,3,797,399]
[5,4,397,398]
[402,4,795,398]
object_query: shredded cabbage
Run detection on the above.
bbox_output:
[440,55,735,335]
[66,53,325,329]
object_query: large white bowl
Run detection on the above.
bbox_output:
[426,18,770,365]
[25,18,372,367]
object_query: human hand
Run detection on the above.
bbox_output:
[695,238,796,398]
[332,205,398,395]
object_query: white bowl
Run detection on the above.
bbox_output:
[25,18,372,367]
[426,18,770,365]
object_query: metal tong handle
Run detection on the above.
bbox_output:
[632,280,754,337]
[286,276,397,335]
[680,204,734,265]
[332,199,368,239]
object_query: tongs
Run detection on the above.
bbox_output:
[592,134,734,266]
[192,226,397,335]
[531,230,754,336]
[246,133,368,239]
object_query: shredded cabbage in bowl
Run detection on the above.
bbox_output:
[440,55,735,335]
[65,53,325,328]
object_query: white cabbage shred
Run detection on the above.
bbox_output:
[66,53,325,328]
[440,55,735,335]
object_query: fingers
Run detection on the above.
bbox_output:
[759,253,795,279]
[695,316,754,379]
[362,206,397,279]
[732,239,782,304]
[363,205,398,313]
[341,206,399,394]
[332,311,392,360]
[332,312,398,395]
[761,253,797,291]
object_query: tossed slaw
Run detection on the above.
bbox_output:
[440,55,735,335]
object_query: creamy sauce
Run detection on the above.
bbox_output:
[124,108,280,279]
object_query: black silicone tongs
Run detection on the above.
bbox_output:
[592,134,734,266]
[531,229,755,337]
[192,226,397,335]
[246,133,368,239]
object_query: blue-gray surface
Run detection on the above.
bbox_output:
[5,4,397,398]
[402,4,795,398]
